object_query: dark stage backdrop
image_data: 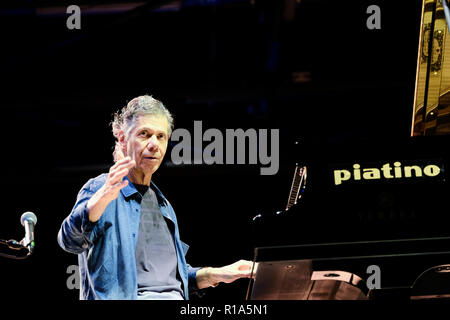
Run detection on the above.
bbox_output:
[0,0,436,308]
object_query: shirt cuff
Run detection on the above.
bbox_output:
[188,266,207,298]
[80,201,97,234]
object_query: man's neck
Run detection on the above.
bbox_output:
[128,169,152,186]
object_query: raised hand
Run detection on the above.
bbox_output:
[86,156,136,222]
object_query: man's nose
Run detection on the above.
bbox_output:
[147,135,159,151]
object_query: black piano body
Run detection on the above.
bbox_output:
[249,135,450,300]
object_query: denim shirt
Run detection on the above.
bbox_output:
[57,173,200,300]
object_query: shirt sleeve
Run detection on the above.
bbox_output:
[187,264,208,298]
[57,179,100,254]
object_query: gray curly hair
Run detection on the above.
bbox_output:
[111,95,174,162]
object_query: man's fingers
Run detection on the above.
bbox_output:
[115,161,136,174]
[110,167,131,184]
[108,159,135,183]
[238,269,253,278]
[110,156,135,173]
[113,159,135,172]
[230,260,257,279]
[224,271,252,283]
[113,179,129,189]
[237,264,252,271]
[111,156,132,170]
[105,180,129,196]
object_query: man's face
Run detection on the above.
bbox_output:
[123,114,169,178]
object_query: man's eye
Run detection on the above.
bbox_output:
[139,131,148,137]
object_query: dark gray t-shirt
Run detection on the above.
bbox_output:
[134,186,183,299]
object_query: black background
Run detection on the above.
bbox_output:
[1,0,448,314]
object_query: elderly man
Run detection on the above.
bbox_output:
[58,95,254,300]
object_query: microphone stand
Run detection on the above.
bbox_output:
[0,238,32,259]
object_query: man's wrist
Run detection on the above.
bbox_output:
[205,267,220,287]
[197,267,219,289]
[86,187,111,223]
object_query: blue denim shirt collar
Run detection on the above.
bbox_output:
[121,176,168,206]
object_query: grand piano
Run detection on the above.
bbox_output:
[247,0,450,300]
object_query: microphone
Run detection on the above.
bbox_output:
[20,212,37,254]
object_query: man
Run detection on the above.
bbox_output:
[57,95,254,300]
